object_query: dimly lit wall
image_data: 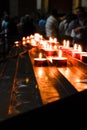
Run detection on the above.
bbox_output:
[48,0,73,14]
[1,0,87,18]
[18,0,36,16]
[0,0,9,17]
[0,0,73,17]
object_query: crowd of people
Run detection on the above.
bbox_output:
[45,6,87,51]
[0,6,87,57]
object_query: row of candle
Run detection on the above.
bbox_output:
[21,33,67,67]
[34,50,67,67]
[60,40,87,63]
[14,33,87,66]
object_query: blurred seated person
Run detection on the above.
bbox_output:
[22,14,36,37]
[38,14,46,37]
[70,6,87,51]
[59,13,77,43]
[0,14,9,37]
[45,9,60,41]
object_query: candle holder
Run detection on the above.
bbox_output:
[44,49,57,56]
[80,53,87,63]
[34,58,48,66]
[52,57,67,67]
[72,52,86,60]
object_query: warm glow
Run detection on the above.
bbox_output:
[49,44,52,49]
[26,77,30,84]
[22,37,26,45]
[54,38,57,43]
[49,37,53,42]
[73,44,82,52]
[14,41,19,47]
[31,39,36,45]
[34,33,43,42]
[39,53,42,58]
[26,39,30,43]
[26,36,30,43]
[49,37,57,43]
[26,36,30,40]
[63,39,66,47]
[47,56,52,63]
[43,41,48,48]
[30,34,34,39]
[58,50,62,57]
[66,40,70,47]
[8,105,13,115]
[22,41,26,45]
[54,45,57,50]
[73,44,78,50]
[63,40,70,47]
[78,45,82,52]
[22,37,26,41]
[37,68,44,78]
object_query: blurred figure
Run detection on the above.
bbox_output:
[45,9,60,40]
[22,14,36,37]
[0,14,10,56]
[59,13,77,43]
[38,14,46,37]
[7,16,19,49]
[70,6,87,51]
[17,16,25,39]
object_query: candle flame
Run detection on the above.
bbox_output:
[78,45,82,52]
[39,53,42,58]
[66,40,70,47]
[22,37,26,41]
[14,41,19,47]
[63,39,66,46]
[58,50,62,57]
[73,44,78,50]
[49,37,57,43]
[54,38,57,43]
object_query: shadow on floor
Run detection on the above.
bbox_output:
[0,89,87,128]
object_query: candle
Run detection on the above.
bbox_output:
[52,50,67,67]
[72,52,86,60]
[30,39,37,47]
[34,53,47,66]
[71,44,85,59]
[52,57,67,67]
[34,58,47,66]
[44,49,57,56]
[60,40,70,53]
[14,41,20,47]
[80,52,87,63]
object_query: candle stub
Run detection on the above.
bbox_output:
[34,58,48,66]
[44,49,57,56]
[72,52,86,60]
[52,57,67,67]
[80,53,87,63]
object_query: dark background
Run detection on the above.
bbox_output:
[0,0,73,17]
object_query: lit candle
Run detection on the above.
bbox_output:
[44,49,57,56]
[14,41,20,47]
[72,51,86,59]
[26,36,30,43]
[52,50,67,67]
[61,39,70,53]
[34,53,47,66]
[22,37,26,46]
[72,45,85,59]
[30,39,37,47]
[43,42,57,56]
[52,57,67,67]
